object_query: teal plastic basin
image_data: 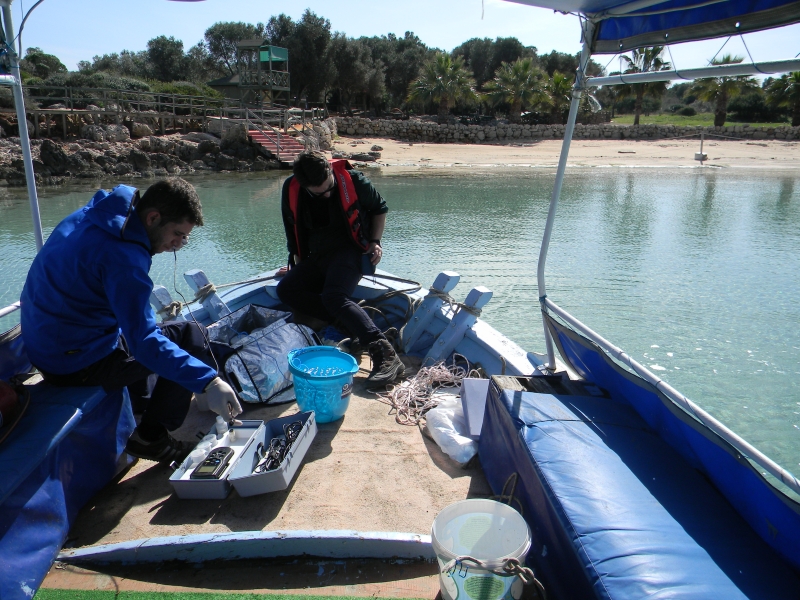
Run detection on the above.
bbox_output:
[287,346,359,423]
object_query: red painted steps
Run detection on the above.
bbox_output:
[248,129,305,163]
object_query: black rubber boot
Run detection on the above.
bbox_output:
[125,427,193,463]
[367,338,405,385]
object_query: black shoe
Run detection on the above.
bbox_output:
[367,338,405,385]
[125,428,193,463]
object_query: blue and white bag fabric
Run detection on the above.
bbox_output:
[207,305,318,405]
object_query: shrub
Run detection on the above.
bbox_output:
[678,106,697,116]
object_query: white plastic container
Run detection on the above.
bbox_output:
[228,411,317,497]
[168,413,317,500]
[169,420,263,500]
[431,499,532,600]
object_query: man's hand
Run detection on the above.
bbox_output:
[197,377,243,422]
[366,242,382,266]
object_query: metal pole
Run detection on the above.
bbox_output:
[537,19,595,370]
[1,1,43,251]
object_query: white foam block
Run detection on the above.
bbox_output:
[460,378,491,441]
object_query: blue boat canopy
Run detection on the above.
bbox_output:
[505,0,800,53]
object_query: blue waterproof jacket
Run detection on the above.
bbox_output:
[20,185,216,393]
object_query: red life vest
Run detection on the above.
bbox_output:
[287,159,370,257]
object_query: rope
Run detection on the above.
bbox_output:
[427,287,455,303]
[156,300,182,320]
[490,472,525,515]
[193,283,217,304]
[373,354,480,425]
[440,555,547,599]
[454,302,482,318]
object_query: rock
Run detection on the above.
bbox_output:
[371,145,383,151]
[368,151,381,159]
[128,148,151,171]
[198,139,220,155]
[131,122,154,138]
[152,168,169,177]
[182,132,220,143]
[222,122,248,145]
[39,139,71,171]
[190,160,211,170]
[80,125,106,142]
[176,141,199,163]
[215,153,236,170]
[148,136,175,154]
[350,153,376,162]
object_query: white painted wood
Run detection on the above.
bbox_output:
[57,530,435,564]
[424,286,492,365]
[402,271,460,353]
[184,269,230,321]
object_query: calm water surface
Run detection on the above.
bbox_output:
[1,167,799,474]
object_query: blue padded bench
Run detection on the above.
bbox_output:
[0,382,135,600]
[478,383,800,600]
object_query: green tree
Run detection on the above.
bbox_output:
[79,50,149,79]
[452,37,536,90]
[19,47,67,80]
[284,10,335,103]
[767,71,800,126]
[483,57,549,123]
[329,35,386,115]
[539,50,604,78]
[692,55,758,126]
[204,21,266,76]
[546,71,572,124]
[361,32,433,109]
[406,53,477,124]
[618,46,670,126]
[146,36,186,82]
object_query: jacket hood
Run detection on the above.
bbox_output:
[85,184,150,248]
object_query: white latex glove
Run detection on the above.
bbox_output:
[196,377,243,423]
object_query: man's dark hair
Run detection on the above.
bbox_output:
[293,151,331,188]
[137,178,204,226]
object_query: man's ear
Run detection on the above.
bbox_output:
[143,210,161,228]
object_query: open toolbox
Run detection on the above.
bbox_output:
[169,411,317,499]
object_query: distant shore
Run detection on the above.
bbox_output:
[335,136,800,170]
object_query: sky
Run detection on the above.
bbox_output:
[14,0,800,76]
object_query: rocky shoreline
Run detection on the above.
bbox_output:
[0,124,282,187]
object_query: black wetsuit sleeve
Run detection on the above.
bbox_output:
[281,177,298,256]
[349,170,389,216]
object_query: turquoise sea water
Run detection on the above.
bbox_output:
[1,167,799,474]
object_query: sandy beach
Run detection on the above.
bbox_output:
[335,136,800,170]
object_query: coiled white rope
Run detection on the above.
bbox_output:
[374,354,480,426]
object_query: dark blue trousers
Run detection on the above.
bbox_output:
[276,246,381,344]
[39,321,215,435]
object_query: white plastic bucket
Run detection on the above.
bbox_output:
[431,499,532,600]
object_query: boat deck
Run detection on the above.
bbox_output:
[44,354,489,594]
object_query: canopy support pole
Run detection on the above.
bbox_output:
[1,0,43,251]
[538,18,595,371]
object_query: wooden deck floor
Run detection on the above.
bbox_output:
[41,355,489,596]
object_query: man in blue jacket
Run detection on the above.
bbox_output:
[20,178,241,462]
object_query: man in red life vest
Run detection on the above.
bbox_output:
[277,151,405,384]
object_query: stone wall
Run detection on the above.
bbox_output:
[335,117,800,142]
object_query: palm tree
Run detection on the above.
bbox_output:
[692,55,759,127]
[546,71,573,124]
[406,53,478,124]
[619,46,671,126]
[483,58,550,124]
[767,71,800,126]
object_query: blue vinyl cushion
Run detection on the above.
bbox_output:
[479,387,800,600]
[0,382,135,599]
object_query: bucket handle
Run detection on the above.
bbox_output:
[442,556,547,599]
